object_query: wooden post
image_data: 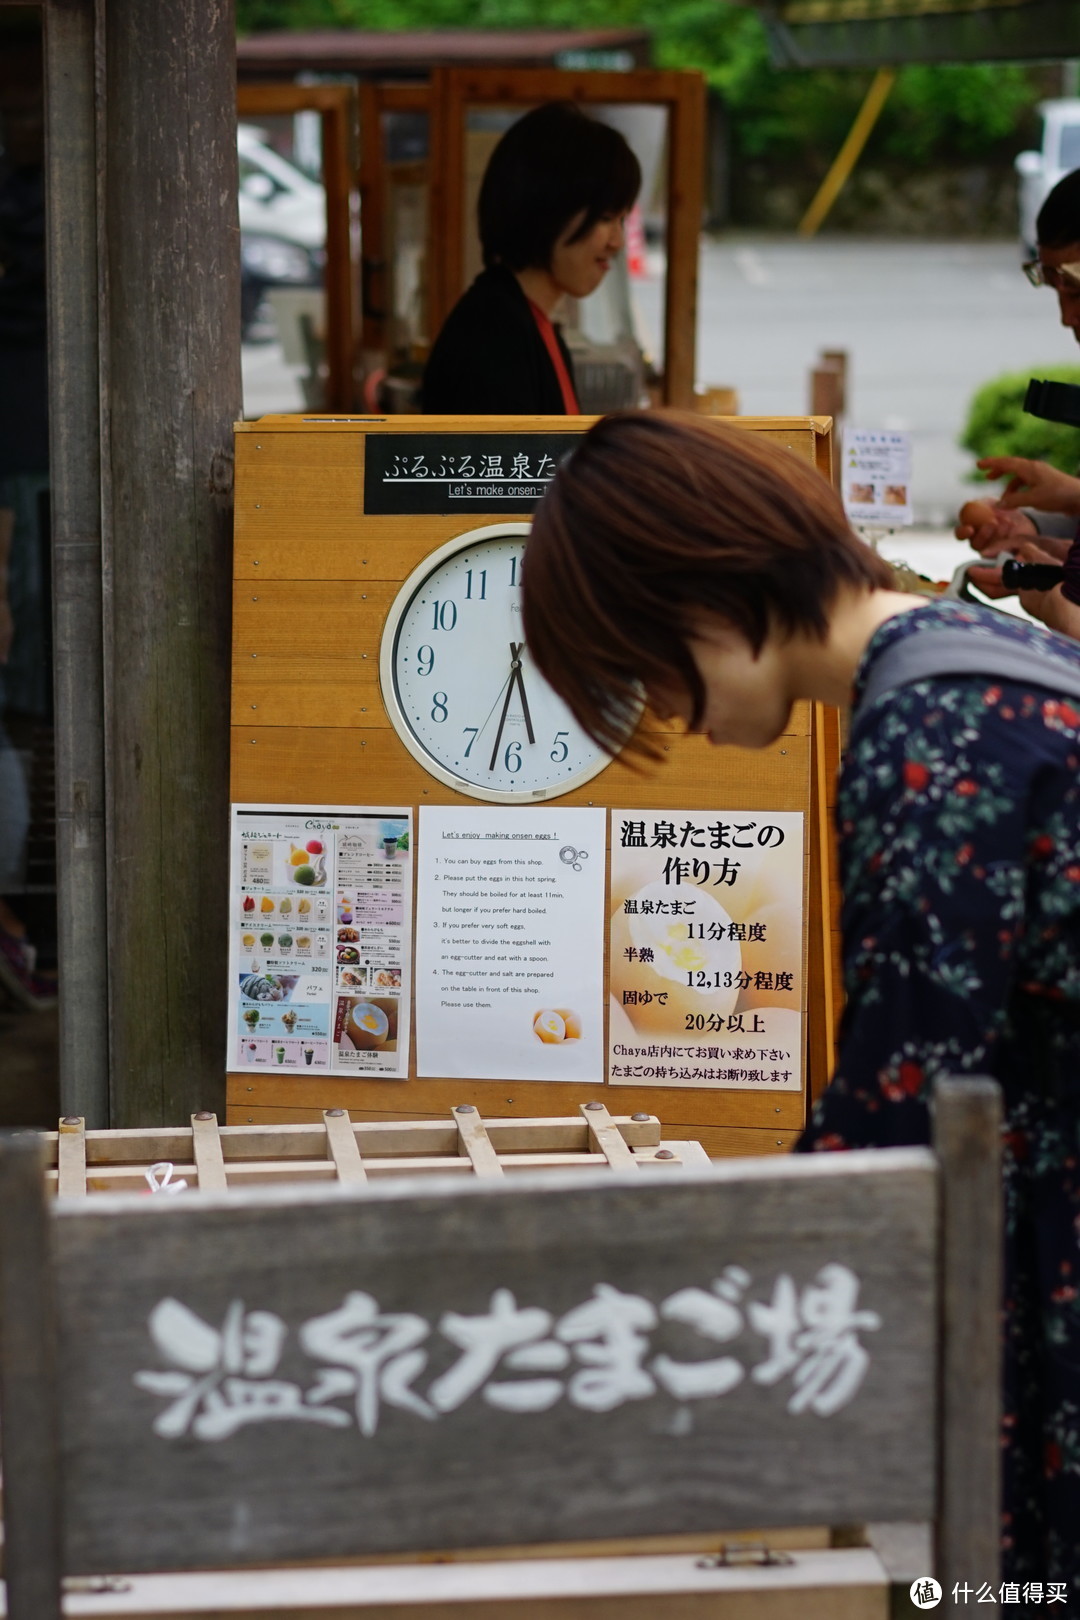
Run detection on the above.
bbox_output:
[664,74,706,409]
[932,1076,1003,1595]
[0,1133,63,1620]
[99,0,241,1124]
[43,0,110,1125]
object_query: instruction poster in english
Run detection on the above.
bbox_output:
[228,804,413,1078]
[416,805,605,1081]
[609,810,804,1090]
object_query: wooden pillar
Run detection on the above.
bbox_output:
[43,0,110,1126]
[99,0,240,1123]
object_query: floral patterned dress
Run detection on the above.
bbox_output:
[799,598,1080,1601]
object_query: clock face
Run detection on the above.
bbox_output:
[380,523,617,803]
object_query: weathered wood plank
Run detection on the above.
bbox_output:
[454,1106,503,1179]
[581,1101,636,1170]
[27,1547,889,1616]
[191,1114,227,1193]
[227,1083,808,1133]
[932,1077,1002,1596]
[54,1152,937,1573]
[0,1134,63,1619]
[102,0,240,1126]
[322,1109,367,1184]
[57,1116,87,1198]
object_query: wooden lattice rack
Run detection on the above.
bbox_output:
[44,1104,710,1197]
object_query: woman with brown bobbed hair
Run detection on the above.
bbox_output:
[522,410,1080,1601]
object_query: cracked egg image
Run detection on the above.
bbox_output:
[533,1008,582,1044]
[609,879,742,1034]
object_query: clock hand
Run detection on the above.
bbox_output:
[488,643,521,772]
[511,654,536,745]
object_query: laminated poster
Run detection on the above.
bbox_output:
[228,805,413,1079]
[842,428,913,527]
[416,805,605,1082]
[609,810,804,1091]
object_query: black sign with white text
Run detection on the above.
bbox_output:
[363,434,581,515]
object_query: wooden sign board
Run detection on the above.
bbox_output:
[229,414,840,1153]
[52,1154,935,1573]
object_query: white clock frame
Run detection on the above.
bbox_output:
[378,522,618,805]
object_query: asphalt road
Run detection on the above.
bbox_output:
[648,235,1079,526]
[242,235,1080,528]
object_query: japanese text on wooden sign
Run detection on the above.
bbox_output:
[363,434,580,515]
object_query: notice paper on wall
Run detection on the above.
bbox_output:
[228,804,413,1079]
[609,810,805,1090]
[416,805,605,1082]
[842,428,913,527]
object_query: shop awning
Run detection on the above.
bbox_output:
[752,0,1080,67]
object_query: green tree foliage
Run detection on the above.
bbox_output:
[960,367,1080,475]
[237,0,1043,173]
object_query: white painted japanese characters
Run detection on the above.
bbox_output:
[135,1263,881,1442]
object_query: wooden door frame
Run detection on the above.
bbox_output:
[426,67,706,409]
[358,80,431,356]
[237,83,357,412]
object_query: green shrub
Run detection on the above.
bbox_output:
[960,366,1080,478]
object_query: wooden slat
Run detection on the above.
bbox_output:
[226,1085,807,1132]
[190,1113,227,1192]
[454,1106,504,1178]
[322,1109,367,1184]
[934,1078,1002,1600]
[57,1116,87,1198]
[581,1101,636,1170]
[0,1134,63,1619]
[32,1547,890,1615]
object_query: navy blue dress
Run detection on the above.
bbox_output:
[799,598,1080,1603]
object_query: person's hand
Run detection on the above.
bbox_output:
[966,537,1067,600]
[955,498,1037,554]
[1018,583,1080,640]
[978,456,1080,517]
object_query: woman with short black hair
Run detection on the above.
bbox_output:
[422,102,641,415]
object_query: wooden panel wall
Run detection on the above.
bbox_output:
[229,415,839,1148]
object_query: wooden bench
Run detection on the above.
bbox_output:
[0,1078,1001,1617]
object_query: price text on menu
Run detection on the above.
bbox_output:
[228,805,413,1079]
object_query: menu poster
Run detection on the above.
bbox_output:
[229,805,413,1079]
[842,428,913,527]
[416,806,605,1082]
[608,810,805,1091]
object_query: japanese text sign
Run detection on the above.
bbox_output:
[609,810,805,1090]
[842,429,913,527]
[364,434,580,515]
[55,1159,937,1573]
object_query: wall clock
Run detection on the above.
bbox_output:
[379,523,618,803]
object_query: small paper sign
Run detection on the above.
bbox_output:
[842,429,913,526]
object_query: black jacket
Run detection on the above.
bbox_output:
[422,265,577,415]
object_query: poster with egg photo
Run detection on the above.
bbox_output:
[608,810,804,1090]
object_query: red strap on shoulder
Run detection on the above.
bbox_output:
[528,301,580,415]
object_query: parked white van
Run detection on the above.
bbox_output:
[1016,99,1080,253]
[238,123,325,337]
